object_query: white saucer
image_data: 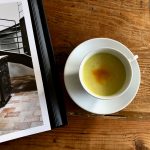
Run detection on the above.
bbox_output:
[64,38,141,114]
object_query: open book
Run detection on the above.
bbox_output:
[0,0,67,143]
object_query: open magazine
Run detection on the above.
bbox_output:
[0,0,67,143]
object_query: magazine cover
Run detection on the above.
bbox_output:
[0,0,67,143]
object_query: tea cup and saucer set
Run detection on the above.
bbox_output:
[64,38,141,115]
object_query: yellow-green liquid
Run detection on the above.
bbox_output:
[82,53,126,96]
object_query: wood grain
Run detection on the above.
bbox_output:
[1,116,150,150]
[45,0,150,117]
[1,0,150,149]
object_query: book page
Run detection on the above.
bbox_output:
[0,0,51,143]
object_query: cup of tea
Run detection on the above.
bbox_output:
[64,38,141,114]
[79,48,138,100]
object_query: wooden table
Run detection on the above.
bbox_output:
[0,0,150,149]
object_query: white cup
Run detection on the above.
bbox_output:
[79,48,138,100]
[64,38,141,114]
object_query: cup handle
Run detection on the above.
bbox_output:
[129,55,138,63]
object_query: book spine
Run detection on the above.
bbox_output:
[28,0,67,128]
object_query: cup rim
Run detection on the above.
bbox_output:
[79,48,133,100]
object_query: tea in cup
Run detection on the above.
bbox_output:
[79,48,136,99]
